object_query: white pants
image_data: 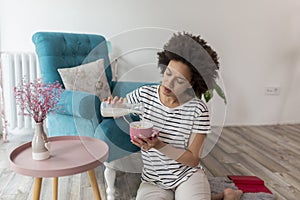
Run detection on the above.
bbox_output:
[136,170,211,200]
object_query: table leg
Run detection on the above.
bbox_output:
[33,177,42,200]
[88,169,101,200]
[52,177,58,200]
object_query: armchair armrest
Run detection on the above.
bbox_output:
[55,90,101,122]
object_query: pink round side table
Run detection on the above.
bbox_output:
[9,136,108,200]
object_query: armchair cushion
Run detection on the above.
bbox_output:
[58,58,111,100]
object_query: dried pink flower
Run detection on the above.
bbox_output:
[14,78,63,123]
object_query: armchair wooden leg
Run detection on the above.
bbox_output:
[104,166,116,200]
[88,169,101,200]
[33,177,42,200]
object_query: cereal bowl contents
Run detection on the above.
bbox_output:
[130,121,153,140]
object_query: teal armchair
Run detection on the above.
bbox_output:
[32,32,149,161]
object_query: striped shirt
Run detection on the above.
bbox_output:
[126,85,211,189]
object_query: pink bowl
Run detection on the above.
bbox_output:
[130,121,153,140]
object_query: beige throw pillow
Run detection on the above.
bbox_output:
[58,58,111,100]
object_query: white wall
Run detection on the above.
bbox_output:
[1,0,300,126]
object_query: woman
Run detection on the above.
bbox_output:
[108,32,242,200]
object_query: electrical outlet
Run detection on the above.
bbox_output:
[265,86,280,95]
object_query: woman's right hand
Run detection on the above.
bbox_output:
[102,96,127,104]
[101,96,127,118]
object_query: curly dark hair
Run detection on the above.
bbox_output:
[157,32,220,98]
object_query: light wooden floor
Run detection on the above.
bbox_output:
[202,124,300,200]
[0,124,299,200]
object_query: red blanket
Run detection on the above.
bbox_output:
[228,175,272,194]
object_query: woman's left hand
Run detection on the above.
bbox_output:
[131,131,164,151]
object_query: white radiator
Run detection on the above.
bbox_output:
[1,52,40,135]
